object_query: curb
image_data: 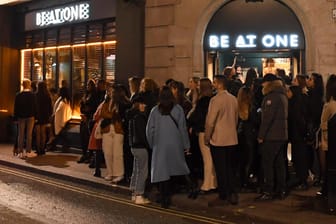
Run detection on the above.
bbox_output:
[0,159,130,196]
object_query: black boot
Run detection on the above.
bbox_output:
[93,169,101,177]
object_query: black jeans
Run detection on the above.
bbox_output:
[291,141,309,184]
[210,145,239,200]
[260,141,287,194]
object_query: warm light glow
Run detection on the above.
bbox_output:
[0,0,30,5]
[104,41,116,45]
[20,50,25,90]
[58,45,71,49]
[44,46,57,50]
[87,42,102,46]
[0,109,8,113]
[33,48,43,51]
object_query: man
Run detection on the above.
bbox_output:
[14,79,37,159]
[204,75,239,206]
[256,73,288,201]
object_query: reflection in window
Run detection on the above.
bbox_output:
[104,43,116,83]
[58,47,71,88]
[45,48,56,89]
[33,49,43,81]
[72,46,86,117]
[21,50,32,81]
[87,44,102,80]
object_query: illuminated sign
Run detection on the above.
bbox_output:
[36,3,90,27]
[209,34,299,49]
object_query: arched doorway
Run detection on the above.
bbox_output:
[193,0,311,80]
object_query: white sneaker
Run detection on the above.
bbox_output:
[134,196,150,205]
[104,176,113,181]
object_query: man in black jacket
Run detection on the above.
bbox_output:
[255,73,288,201]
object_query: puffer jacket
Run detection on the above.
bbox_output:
[258,80,288,142]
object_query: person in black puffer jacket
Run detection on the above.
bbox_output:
[126,93,150,205]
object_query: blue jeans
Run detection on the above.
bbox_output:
[130,148,148,195]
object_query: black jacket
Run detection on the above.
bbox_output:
[258,80,288,142]
[14,91,37,119]
[188,95,212,133]
[127,108,148,148]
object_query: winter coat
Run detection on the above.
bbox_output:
[258,80,288,142]
[204,90,238,147]
[188,96,212,133]
[127,108,148,148]
[146,104,190,183]
[14,90,37,119]
[288,86,308,143]
[321,98,336,151]
[54,98,72,135]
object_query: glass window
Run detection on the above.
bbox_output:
[32,49,43,81]
[45,48,57,89]
[73,25,86,44]
[88,24,102,42]
[46,30,57,46]
[33,32,44,48]
[104,21,116,41]
[72,45,86,117]
[104,43,116,83]
[59,27,71,45]
[58,47,71,88]
[87,43,102,80]
[21,50,32,80]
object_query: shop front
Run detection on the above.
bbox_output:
[203,0,305,80]
[20,0,117,118]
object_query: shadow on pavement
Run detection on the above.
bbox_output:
[24,155,78,168]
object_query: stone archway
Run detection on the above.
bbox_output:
[192,0,314,76]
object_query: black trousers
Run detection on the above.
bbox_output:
[210,145,239,200]
[260,141,287,194]
[80,120,90,157]
[291,141,309,183]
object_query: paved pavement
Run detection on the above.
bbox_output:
[0,143,335,224]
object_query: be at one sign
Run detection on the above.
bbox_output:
[208,34,300,50]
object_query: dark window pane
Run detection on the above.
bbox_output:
[88,23,102,42]
[73,25,86,44]
[21,50,32,80]
[46,30,57,46]
[59,27,71,45]
[104,21,116,41]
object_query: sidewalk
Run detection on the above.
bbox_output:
[0,143,334,224]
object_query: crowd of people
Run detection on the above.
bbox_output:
[13,66,336,211]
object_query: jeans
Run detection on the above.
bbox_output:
[18,117,35,153]
[130,148,148,195]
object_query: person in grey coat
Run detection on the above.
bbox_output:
[146,85,190,208]
[256,73,288,201]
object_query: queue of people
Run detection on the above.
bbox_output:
[12,70,336,212]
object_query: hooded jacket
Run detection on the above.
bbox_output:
[258,80,288,142]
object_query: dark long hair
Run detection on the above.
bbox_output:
[158,85,175,115]
[326,74,336,102]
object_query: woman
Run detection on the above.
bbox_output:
[321,74,336,213]
[99,84,127,183]
[78,79,99,163]
[49,87,72,150]
[186,76,200,110]
[306,73,324,186]
[319,74,336,200]
[287,75,309,190]
[35,81,53,155]
[169,80,192,116]
[146,86,190,208]
[127,94,150,204]
[237,68,258,189]
[189,78,217,193]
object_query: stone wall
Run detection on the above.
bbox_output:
[145,0,336,85]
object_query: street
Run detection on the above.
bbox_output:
[0,165,239,224]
